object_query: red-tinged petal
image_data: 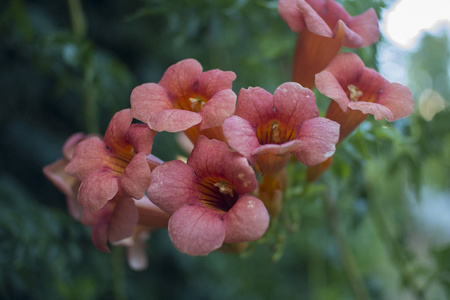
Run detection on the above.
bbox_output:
[273,82,318,128]
[84,201,115,252]
[130,83,173,124]
[158,59,203,99]
[223,153,258,195]
[297,0,333,37]
[347,8,380,47]
[108,198,139,243]
[197,69,236,99]
[78,171,120,210]
[223,116,260,164]
[198,89,237,131]
[43,159,77,201]
[348,101,394,121]
[252,140,304,156]
[378,83,415,121]
[92,220,110,252]
[120,152,151,199]
[147,109,202,132]
[168,204,225,256]
[295,117,340,166]
[147,160,198,215]
[65,137,109,180]
[187,136,230,178]
[43,159,83,220]
[338,20,364,48]
[134,196,170,228]
[235,87,274,127]
[188,136,257,194]
[62,132,86,160]
[315,70,350,112]
[278,0,306,32]
[321,52,365,84]
[128,124,156,155]
[103,109,133,154]
[223,195,269,244]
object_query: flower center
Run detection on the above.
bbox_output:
[106,149,135,176]
[348,84,363,102]
[174,94,207,113]
[256,120,296,145]
[198,177,238,213]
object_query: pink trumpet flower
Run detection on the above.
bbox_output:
[65,109,156,210]
[278,0,379,88]
[223,82,340,176]
[147,136,269,256]
[130,59,237,144]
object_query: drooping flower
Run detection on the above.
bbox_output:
[82,195,170,254]
[65,109,156,210]
[278,0,380,88]
[306,52,414,182]
[43,132,94,220]
[130,59,237,144]
[147,136,269,256]
[316,52,414,143]
[222,82,340,176]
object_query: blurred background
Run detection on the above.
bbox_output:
[1,0,449,299]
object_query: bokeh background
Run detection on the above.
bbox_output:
[1,0,449,299]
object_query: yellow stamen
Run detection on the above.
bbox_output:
[271,122,281,143]
[189,96,206,112]
[348,84,363,102]
[214,181,234,197]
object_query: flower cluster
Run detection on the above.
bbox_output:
[44,0,414,265]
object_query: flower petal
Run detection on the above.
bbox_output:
[168,204,225,256]
[235,87,275,127]
[198,89,237,131]
[278,0,306,33]
[158,59,203,99]
[223,195,269,244]
[295,117,340,166]
[223,116,260,164]
[65,137,109,180]
[147,160,198,215]
[187,136,257,194]
[103,109,133,154]
[147,109,202,132]
[127,124,156,154]
[120,152,151,199]
[130,83,173,124]
[78,171,120,210]
[347,8,380,47]
[197,69,236,99]
[297,0,333,37]
[273,82,318,128]
[108,198,139,243]
[378,82,415,121]
[316,70,351,112]
[348,101,394,121]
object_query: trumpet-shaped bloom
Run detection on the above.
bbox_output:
[223,82,340,175]
[278,0,379,88]
[130,59,237,143]
[43,132,94,220]
[82,195,170,254]
[65,109,156,210]
[315,52,415,142]
[147,136,269,256]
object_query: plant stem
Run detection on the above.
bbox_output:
[67,0,86,37]
[111,247,127,300]
[323,191,372,300]
[368,195,425,299]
